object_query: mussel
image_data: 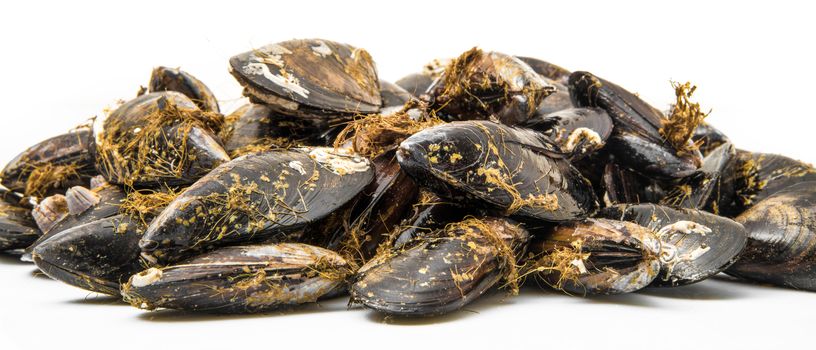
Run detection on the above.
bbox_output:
[379,80,412,108]
[397,120,598,222]
[229,39,382,116]
[522,107,614,159]
[598,203,746,287]
[426,48,556,125]
[726,181,816,290]
[140,147,374,265]
[350,217,529,317]
[149,66,220,113]
[94,91,229,186]
[527,218,660,295]
[0,200,40,252]
[122,243,350,313]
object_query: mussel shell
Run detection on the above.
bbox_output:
[122,243,349,313]
[726,182,816,290]
[32,214,143,295]
[140,147,374,265]
[529,218,660,295]
[0,125,95,197]
[568,71,701,179]
[397,121,598,222]
[393,196,473,248]
[535,85,575,116]
[327,151,419,262]
[427,49,556,125]
[95,92,229,186]
[350,217,529,317]
[598,203,747,287]
[735,150,816,210]
[379,80,413,108]
[660,142,737,211]
[149,66,220,113]
[229,39,381,115]
[395,73,435,97]
[515,56,571,85]
[692,122,730,157]
[522,107,613,159]
[0,201,40,251]
[600,161,668,206]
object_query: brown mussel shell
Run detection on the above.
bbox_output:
[140,147,374,265]
[515,56,571,85]
[229,39,381,115]
[122,243,350,313]
[397,120,598,222]
[528,218,661,295]
[598,203,747,287]
[149,66,220,113]
[726,182,816,290]
[379,80,413,108]
[350,217,529,317]
[0,201,40,251]
[568,71,701,179]
[94,91,229,187]
[1,125,95,198]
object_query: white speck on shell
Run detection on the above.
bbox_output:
[305,147,370,176]
[564,127,603,153]
[130,268,162,288]
[288,160,307,175]
[311,41,332,57]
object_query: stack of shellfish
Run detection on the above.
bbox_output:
[1,39,814,317]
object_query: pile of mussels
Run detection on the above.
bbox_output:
[1,38,814,317]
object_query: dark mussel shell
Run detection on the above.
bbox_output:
[140,147,374,265]
[0,201,40,251]
[27,184,125,254]
[392,193,473,248]
[660,142,737,212]
[600,161,668,206]
[1,125,95,198]
[569,71,701,179]
[398,121,598,222]
[229,39,381,115]
[122,243,350,313]
[527,218,660,295]
[327,151,419,263]
[726,182,816,290]
[149,66,220,113]
[394,58,448,97]
[379,80,412,108]
[515,56,571,85]
[94,91,229,187]
[535,85,575,116]
[598,203,746,287]
[32,214,144,295]
[426,48,556,125]
[350,217,529,317]
[692,122,730,157]
[522,107,613,159]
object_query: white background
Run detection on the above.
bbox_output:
[1,1,815,349]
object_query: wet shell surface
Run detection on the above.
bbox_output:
[149,66,220,113]
[528,218,661,295]
[726,182,816,290]
[350,217,529,317]
[140,147,374,265]
[0,201,40,251]
[598,203,747,287]
[229,39,382,115]
[122,243,350,313]
[94,91,229,186]
[522,107,613,159]
[397,120,598,222]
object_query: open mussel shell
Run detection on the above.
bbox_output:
[522,107,613,159]
[426,48,556,125]
[229,39,381,115]
[140,147,374,265]
[660,142,737,212]
[94,91,229,187]
[726,182,816,290]
[0,125,96,198]
[32,214,144,295]
[527,218,660,295]
[122,243,349,313]
[0,201,40,252]
[149,66,220,113]
[598,203,746,287]
[568,71,701,179]
[379,80,412,108]
[350,217,529,317]
[398,120,598,222]
[326,151,419,263]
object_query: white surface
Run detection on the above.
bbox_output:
[1,1,815,349]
